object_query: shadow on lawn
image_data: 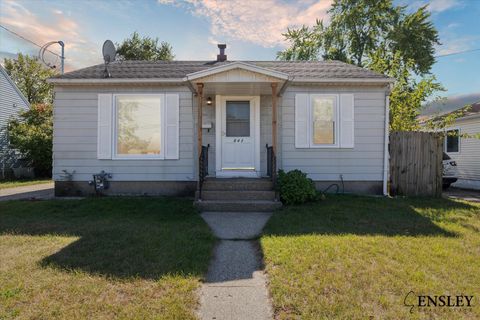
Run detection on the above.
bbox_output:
[262,195,474,237]
[0,197,215,279]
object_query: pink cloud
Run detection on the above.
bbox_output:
[159,0,332,47]
[0,0,100,71]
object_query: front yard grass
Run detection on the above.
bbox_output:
[261,195,480,320]
[0,178,51,190]
[0,197,215,320]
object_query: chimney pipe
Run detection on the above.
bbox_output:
[217,44,227,62]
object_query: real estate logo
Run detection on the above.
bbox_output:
[404,291,474,314]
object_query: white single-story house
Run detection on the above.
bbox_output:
[0,65,30,179]
[48,45,393,207]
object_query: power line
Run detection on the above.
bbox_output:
[435,48,480,58]
[0,24,62,58]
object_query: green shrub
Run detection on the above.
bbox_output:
[277,169,316,205]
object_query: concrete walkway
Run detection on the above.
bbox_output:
[0,182,54,201]
[199,212,273,320]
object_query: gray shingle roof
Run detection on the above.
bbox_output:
[54,60,391,81]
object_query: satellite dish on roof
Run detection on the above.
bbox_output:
[102,40,116,78]
[102,40,116,63]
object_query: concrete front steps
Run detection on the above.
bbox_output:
[195,178,282,212]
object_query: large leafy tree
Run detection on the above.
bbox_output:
[8,103,53,177]
[3,53,57,104]
[117,32,174,61]
[278,0,443,131]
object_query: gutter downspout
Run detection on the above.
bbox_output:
[382,87,392,196]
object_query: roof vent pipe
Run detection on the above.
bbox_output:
[217,44,227,62]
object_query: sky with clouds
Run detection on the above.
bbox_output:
[0,0,479,97]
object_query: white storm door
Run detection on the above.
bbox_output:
[221,100,255,170]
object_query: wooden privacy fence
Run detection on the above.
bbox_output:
[389,131,444,197]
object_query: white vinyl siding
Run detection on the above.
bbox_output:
[283,86,387,181]
[53,86,192,182]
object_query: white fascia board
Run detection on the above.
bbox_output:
[185,61,289,81]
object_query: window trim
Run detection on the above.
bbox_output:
[112,93,165,160]
[309,94,340,148]
[444,127,461,154]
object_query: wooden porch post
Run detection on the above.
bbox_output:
[197,83,204,188]
[271,83,278,154]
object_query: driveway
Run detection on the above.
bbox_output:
[443,187,480,203]
[0,182,54,201]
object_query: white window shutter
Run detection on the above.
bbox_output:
[165,94,180,159]
[295,94,309,148]
[97,94,113,159]
[340,94,354,148]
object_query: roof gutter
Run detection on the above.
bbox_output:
[292,77,395,84]
[47,78,185,84]
[47,77,394,86]
[277,77,293,97]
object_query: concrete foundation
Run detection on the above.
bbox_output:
[55,180,383,197]
[314,180,383,195]
[55,180,197,197]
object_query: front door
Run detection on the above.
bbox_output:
[217,96,260,177]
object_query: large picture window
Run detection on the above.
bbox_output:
[114,95,163,158]
[445,129,460,153]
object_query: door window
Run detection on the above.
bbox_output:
[226,101,250,137]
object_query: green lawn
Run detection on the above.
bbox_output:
[0,197,215,320]
[0,178,51,190]
[261,195,480,320]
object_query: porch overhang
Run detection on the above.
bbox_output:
[184,61,289,82]
[185,62,289,96]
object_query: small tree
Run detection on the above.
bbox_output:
[3,53,56,104]
[117,32,174,61]
[8,104,53,177]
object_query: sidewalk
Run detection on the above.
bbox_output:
[199,212,273,320]
[0,182,54,201]
[444,187,480,203]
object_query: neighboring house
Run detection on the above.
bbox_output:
[421,94,480,190]
[0,65,30,179]
[48,44,393,200]
[442,102,480,190]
